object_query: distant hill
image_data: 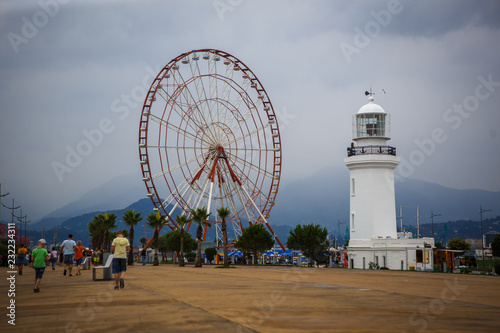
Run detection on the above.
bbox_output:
[31,172,145,225]
[268,167,500,227]
[25,167,500,247]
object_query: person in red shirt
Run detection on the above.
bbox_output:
[74,240,85,276]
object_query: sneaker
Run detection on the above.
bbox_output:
[114,286,119,290]
[120,278,124,289]
[63,269,66,276]
[36,288,40,293]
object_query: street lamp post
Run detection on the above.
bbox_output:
[430,210,441,240]
[0,183,10,222]
[479,205,491,269]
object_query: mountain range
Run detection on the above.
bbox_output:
[19,167,500,246]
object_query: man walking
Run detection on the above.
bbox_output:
[111,230,130,289]
[60,234,77,276]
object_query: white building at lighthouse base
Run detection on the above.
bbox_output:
[348,237,435,271]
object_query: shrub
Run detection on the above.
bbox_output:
[495,261,500,275]
[186,252,196,263]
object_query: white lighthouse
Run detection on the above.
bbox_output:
[345,93,434,271]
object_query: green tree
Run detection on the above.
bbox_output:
[175,214,191,267]
[158,233,169,256]
[447,238,471,252]
[235,224,274,264]
[191,207,211,267]
[123,209,142,265]
[146,211,164,266]
[217,207,231,268]
[491,234,500,257]
[434,242,445,249]
[205,247,218,263]
[160,230,196,255]
[286,224,329,266]
[139,237,147,247]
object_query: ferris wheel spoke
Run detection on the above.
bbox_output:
[146,145,199,149]
[163,180,193,217]
[149,113,210,147]
[239,185,271,225]
[191,60,216,127]
[229,161,272,204]
[225,123,270,147]
[156,88,205,135]
[227,152,274,179]
[174,70,220,143]
[152,154,204,179]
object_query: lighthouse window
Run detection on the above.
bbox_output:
[351,213,355,230]
[351,178,355,196]
[355,114,386,138]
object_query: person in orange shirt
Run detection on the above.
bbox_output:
[74,240,85,276]
[17,244,28,275]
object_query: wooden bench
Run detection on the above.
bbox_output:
[93,254,113,281]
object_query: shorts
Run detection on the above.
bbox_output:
[112,258,127,274]
[64,254,74,265]
[34,267,45,279]
[75,258,83,266]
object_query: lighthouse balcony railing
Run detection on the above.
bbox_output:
[347,145,396,157]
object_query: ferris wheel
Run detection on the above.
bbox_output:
[139,49,284,249]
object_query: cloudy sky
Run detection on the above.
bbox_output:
[1,0,499,222]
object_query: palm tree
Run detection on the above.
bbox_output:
[191,207,211,267]
[102,212,117,252]
[175,214,191,267]
[89,212,117,253]
[139,237,147,247]
[146,211,164,266]
[123,209,142,265]
[217,207,231,268]
[89,214,106,251]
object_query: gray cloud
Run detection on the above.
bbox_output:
[1,0,499,221]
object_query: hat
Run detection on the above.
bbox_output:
[38,239,46,244]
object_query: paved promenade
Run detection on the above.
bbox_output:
[1,264,499,332]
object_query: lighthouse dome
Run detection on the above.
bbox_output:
[357,96,386,114]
